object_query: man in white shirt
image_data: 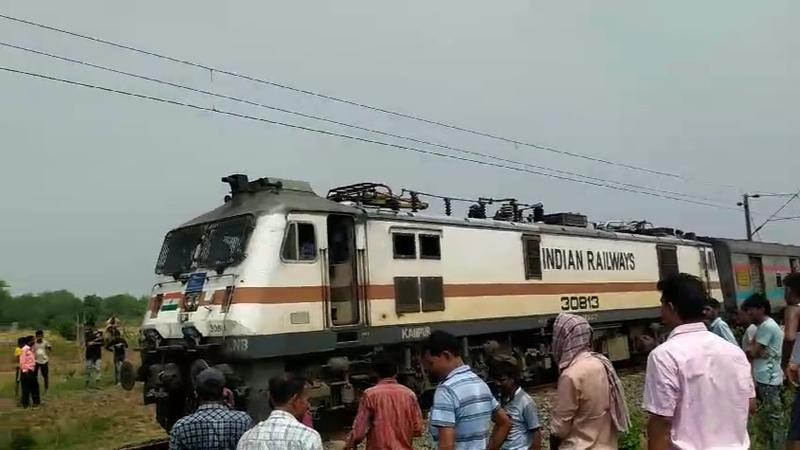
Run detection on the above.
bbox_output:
[33,330,51,393]
[237,373,322,450]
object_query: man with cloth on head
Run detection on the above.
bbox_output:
[549,313,630,450]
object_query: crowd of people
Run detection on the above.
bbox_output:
[83,318,130,387]
[166,271,800,450]
[11,274,800,449]
[12,316,130,408]
[14,330,50,408]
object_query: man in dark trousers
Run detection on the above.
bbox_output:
[105,329,128,385]
[33,330,52,394]
[84,323,104,388]
[18,335,40,408]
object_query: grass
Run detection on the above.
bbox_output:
[618,407,645,450]
[748,387,794,450]
[0,330,165,450]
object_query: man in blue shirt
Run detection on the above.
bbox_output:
[424,331,511,450]
[743,293,785,449]
[489,357,541,450]
[703,298,738,345]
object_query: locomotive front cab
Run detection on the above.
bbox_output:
[135,175,368,430]
[145,214,254,343]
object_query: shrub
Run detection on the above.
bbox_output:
[54,320,77,341]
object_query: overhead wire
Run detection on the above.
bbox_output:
[0,12,747,189]
[0,65,741,210]
[0,40,727,205]
[752,189,800,234]
[770,216,800,222]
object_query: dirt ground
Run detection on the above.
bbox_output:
[0,331,165,450]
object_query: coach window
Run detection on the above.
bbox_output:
[791,258,799,273]
[393,233,417,259]
[419,234,441,260]
[523,235,542,280]
[657,246,679,280]
[281,222,317,262]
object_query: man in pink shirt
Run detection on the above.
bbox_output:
[643,273,755,450]
[18,335,41,408]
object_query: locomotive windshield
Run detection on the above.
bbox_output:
[155,215,254,275]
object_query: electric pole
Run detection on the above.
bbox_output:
[737,194,760,240]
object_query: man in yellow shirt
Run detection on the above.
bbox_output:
[13,337,24,405]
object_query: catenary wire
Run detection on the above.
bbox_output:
[0,12,750,189]
[752,189,800,234]
[0,64,741,211]
[770,216,800,222]
[0,40,728,205]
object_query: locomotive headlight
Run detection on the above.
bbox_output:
[182,326,202,340]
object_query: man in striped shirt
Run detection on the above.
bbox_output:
[425,331,511,450]
[345,353,424,450]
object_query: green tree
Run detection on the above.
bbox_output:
[0,281,147,338]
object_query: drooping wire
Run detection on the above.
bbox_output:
[0,13,747,189]
[0,64,741,211]
[0,40,728,204]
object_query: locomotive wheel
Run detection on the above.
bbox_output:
[189,359,211,391]
[120,361,136,391]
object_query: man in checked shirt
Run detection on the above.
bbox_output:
[169,367,253,450]
[237,373,323,450]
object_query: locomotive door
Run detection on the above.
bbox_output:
[699,248,711,293]
[325,214,364,327]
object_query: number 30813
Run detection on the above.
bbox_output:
[560,295,600,311]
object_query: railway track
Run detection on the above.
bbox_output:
[117,363,645,450]
[116,437,169,450]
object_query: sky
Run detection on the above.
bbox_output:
[1,1,798,296]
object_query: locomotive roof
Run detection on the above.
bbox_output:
[174,175,708,247]
[365,209,710,246]
[178,177,363,229]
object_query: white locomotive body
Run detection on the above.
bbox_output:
[137,175,720,429]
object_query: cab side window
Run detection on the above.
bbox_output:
[282,222,317,262]
[523,235,542,280]
[393,233,417,259]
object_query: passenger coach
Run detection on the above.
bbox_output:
[701,237,800,314]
